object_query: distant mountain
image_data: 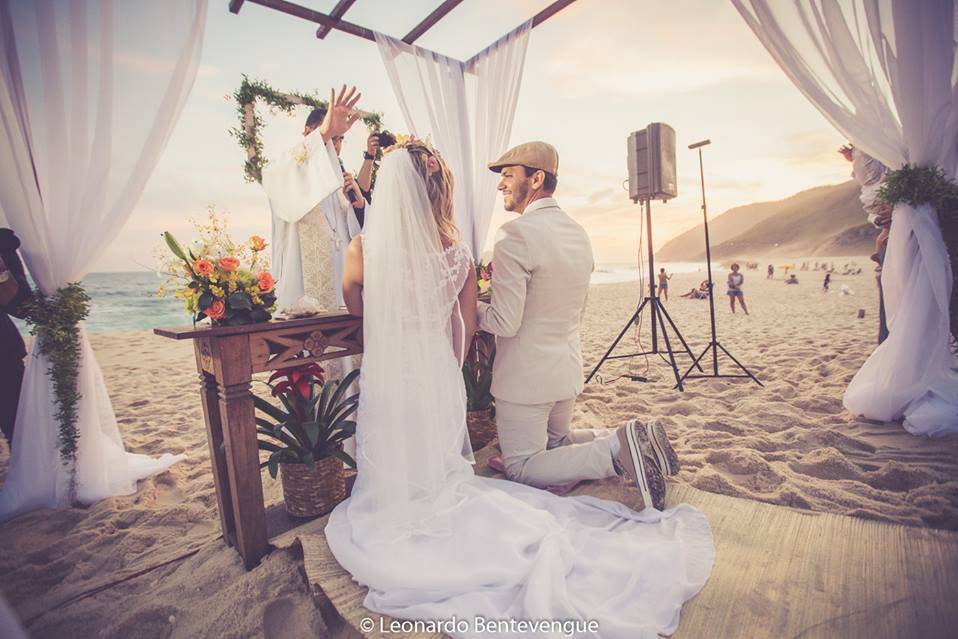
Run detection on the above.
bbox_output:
[657,181,876,261]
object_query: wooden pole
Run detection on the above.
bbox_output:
[402,0,465,44]
[245,0,377,42]
[316,0,358,39]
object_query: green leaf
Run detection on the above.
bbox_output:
[164,231,188,262]
[257,439,283,453]
[324,370,359,420]
[325,448,357,469]
[327,396,359,429]
[227,291,253,311]
[253,395,287,423]
[269,426,306,453]
[315,379,336,422]
[302,420,320,449]
[198,293,214,310]
[267,451,283,479]
[255,417,277,431]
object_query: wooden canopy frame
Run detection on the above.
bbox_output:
[228,0,578,49]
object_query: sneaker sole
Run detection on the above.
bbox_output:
[648,421,680,476]
[624,424,654,509]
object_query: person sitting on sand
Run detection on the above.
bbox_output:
[727,264,749,314]
[786,274,799,285]
[681,280,710,299]
[657,268,673,301]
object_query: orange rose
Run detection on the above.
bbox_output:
[257,271,275,292]
[206,299,226,320]
[250,235,267,251]
[218,257,240,272]
[193,258,214,276]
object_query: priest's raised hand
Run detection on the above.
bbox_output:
[320,85,362,143]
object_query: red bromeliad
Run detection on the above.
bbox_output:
[269,363,326,401]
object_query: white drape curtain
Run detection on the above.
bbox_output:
[0,0,207,521]
[374,20,532,257]
[731,0,958,435]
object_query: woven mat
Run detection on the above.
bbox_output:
[293,445,958,639]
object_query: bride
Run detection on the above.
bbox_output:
[325,138,714,638]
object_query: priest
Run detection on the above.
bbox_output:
[262,86,366,312]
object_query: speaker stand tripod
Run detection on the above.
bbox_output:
[676,141,762,388]
[586,199,701,391]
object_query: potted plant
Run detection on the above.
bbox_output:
[254,363,359,517]
[463,332,496,451]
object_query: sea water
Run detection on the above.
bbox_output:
[10,264,715,334]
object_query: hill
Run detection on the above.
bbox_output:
[657,181,876,261]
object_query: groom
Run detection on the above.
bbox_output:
[478,142,678,510]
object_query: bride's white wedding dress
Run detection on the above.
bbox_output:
[325,150,714,638]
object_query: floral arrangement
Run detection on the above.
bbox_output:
[255,364,360,477]
[158,208,277,326]
[229,75,383,183]
[21,282,91,502]
[477,259,493,293]
[876,164,958,350]
[477,259,493,300]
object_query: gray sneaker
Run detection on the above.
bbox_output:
[629,418,680,477]
[614,423,667,511]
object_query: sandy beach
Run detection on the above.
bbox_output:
[2,261,958,637]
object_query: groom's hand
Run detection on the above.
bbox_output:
[320,85,362,144]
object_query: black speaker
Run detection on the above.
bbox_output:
[627,123,677,202]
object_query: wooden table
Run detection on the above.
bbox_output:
[154,313,363,569]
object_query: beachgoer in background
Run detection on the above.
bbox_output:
[681,280,710,300]
[657,268,672,301]
[767,264,774,279]
[727,264,748,314]
[0,229,31,450]
[786,274,799,285]
[823,273,831,292]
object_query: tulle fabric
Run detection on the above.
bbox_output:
[325,149,714,638]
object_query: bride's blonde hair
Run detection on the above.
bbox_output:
[403,141,459,247]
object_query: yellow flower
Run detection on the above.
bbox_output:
[211,285,226,298]
[478,279,492,294]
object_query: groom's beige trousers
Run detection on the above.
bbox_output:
[495,397,618,488]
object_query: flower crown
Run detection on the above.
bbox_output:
[385,134,442,175]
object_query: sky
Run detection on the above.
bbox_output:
[93,0,852,272]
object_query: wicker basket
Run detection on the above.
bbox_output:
[279,455,347,518]
[467,407,497,451]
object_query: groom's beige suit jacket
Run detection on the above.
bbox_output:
[477,197,594,405]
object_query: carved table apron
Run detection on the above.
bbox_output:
[154,313,362,569]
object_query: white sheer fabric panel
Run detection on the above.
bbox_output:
[469,20,532,256]
[0,0,207,520]
[374,21,532,257]
[732,0,958,434]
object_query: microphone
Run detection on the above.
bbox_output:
[339,159,363,208]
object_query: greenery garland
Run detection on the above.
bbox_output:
[229,75,384,183]
[876,164,958,350]
[22,282,91,499]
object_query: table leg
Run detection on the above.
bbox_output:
[213,334,268,570]
[195,340,236,546]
